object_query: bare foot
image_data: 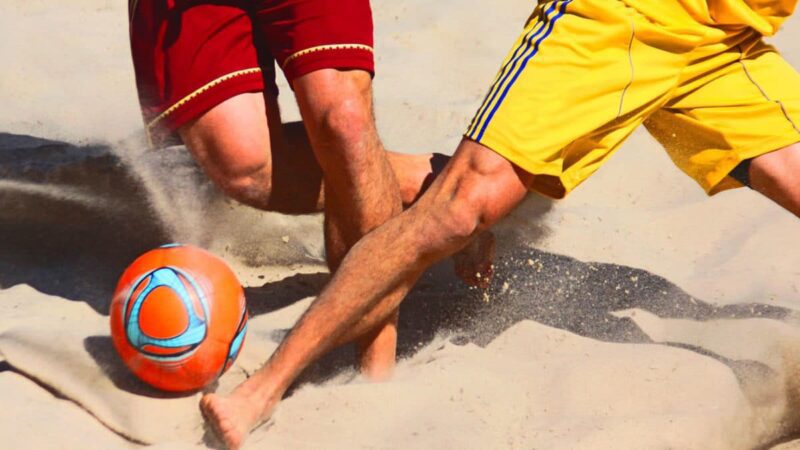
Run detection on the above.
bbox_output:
[200,390,275,450]
[453,230,496,288]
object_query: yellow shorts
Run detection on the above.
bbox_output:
[466,0,800,198]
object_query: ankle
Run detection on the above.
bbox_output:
[231,378,281,412]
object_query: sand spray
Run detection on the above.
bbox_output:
[109,135,325,269]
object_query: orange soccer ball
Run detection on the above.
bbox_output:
[109,244,248,392]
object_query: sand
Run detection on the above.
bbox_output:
[2,0,800,448]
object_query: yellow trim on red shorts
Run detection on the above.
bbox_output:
[282,44,373,69]
[146,67,262,132]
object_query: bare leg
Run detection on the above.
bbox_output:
[290,69,403,381]
[178,91,490,290]
[179,91,434,214]
[178,92,322,213]
[200,139,533,448]
[178,87,485,370]
[200,69,403,449]
[749,143,800,217]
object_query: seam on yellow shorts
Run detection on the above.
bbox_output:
[617,19,636,118]
[281,44,374,69]
[146,67,262,133]
[737,46,800,135]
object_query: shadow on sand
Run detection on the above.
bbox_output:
[4,133,799,445]
[0,133,170,313]
[248,247,794,391]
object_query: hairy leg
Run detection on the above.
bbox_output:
[178,92,321,213]
[200,139,533,448]
[749,143,800,217]
[179,91,434,214]
[292,69,403,380]
[178,88,481,374]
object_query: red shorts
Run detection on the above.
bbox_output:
[129,0,375,147]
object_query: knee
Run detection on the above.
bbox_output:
[216,163,272,209]
[436,178,495,243]
[177,94,276,210]
[195,137,272,209]
[428,148,528,247]
[222,167,272,209]
[316,96,372,152]
[296,71,373,150]
[439,201,481,245]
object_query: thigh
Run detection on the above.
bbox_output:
[254,0,375,84]
[464,0,679,199]
[130,0,275,147]
[749,144,800,217]
[646,38,800,195]
[178,92,278,188]
[179,90,329,213]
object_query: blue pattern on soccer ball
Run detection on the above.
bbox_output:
[123,267,209,361]
[228,321,247,362]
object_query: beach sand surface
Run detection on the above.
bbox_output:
[2,0,800,448]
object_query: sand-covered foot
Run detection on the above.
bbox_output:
[453,230,496,288]
[200,392,274,450]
